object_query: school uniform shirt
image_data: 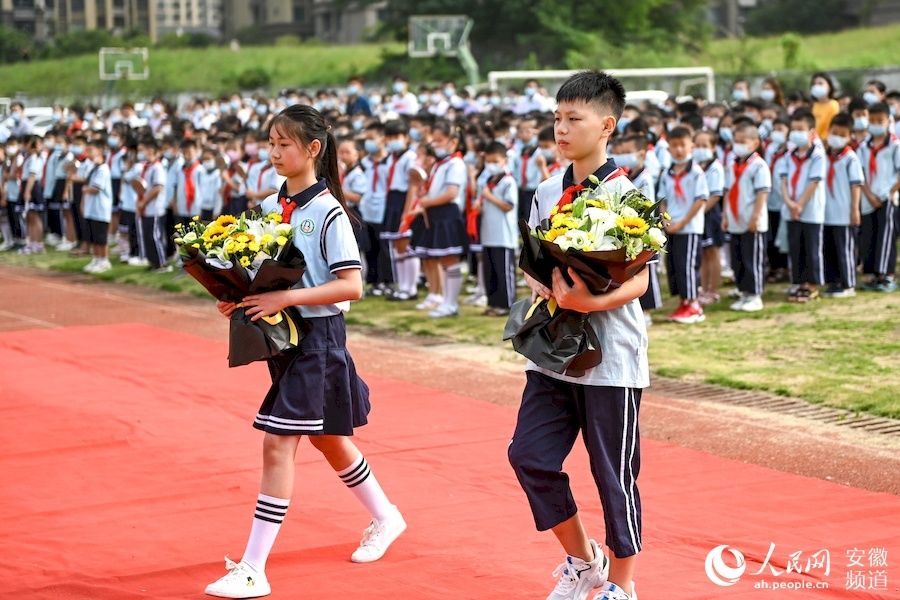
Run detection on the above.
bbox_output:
[141,161,168,217]
[389,92,420,116]
[764,144,790,211]
[824,148,864,226]
[82,162,113,223]
[196,167,223,214]
[120,162,143,212]
[387,149,417,193]
[654,138,673,172]
[343,164,368,205]
[703,159,725,199]
[511,147,543,191]
[245,160,268,197]
[4,155,22,202]
[42,150,61,200]
[658,161,709,234]
[21,153,44,197]
[165,155,184,208]
[479,173,518,249]
[108,147,127,179]
[258,164,285,194]
[723,153,771,234]
[630,168,656,202]
[53,151,73,185]
[260,179,362,319]
[529,160,650,389]
[175,161,202,217]
[776,144,827,224]
[360,155,388,224]
[856,137,900,216]
[429,154,468,210]
[643,148,662,186]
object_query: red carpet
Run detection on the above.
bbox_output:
[0,323,896,599]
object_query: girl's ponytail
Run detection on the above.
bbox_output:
[318,130,345,208]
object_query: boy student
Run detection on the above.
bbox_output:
[80,139,114,273]
[360,121,392,295]
[173,139,201,228]
[659,126,710,324]
[848,98,870,150]
[42,131,64,246]
[612,134,661,324]
[510,70,650,600]
[197,146,223,221]
[722,122,771,312]
[535,125,564,181]
[478,141,518,315]
[856,102,900,292]
[134,137,168,272]
[693,129,725,305]
[511,113,543,223]
[778,109,827,302]
[764,118,791,281]
[822,113,864,298]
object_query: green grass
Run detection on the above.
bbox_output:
[0,43,402,98]
[3,246,898,418]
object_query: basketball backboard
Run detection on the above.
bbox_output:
[99,47,150,81]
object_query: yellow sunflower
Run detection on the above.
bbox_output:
[267,213,283,224]
[215,214,237,226]
[616,216,650,236]
[586,199,608,209]
[202,225,228,242]
[543,227,567,242]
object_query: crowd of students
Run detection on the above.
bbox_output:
[1,70,897,322]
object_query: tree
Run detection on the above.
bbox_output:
[0,25,34,64]
[744,0,858,35]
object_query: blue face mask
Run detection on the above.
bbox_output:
[108,137,120,148]
[672,155,691,165]
[387,139,406,154]
[869,123,888,137]
[524,87,536,98]
[347,84,360,96]
[134,150,144,161]
[255,105,267,116]
[443,86,455,98]
[482,163,503,176]
[364,139,380,154]
[409,127,422,142]
[718,127,733,143]
[433,147,449,159]
[352,120,364,131]
[393,82,405,94]
[616,117,632,134]
[854,117,869,131]
[789,130,810,148]
[257,149,270,161]
[770,130,787,146]
[732,89,748,102]
[611,153,638,169]
[863,91,879,106]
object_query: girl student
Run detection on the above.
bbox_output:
[409,119,469,317]
[206,105,406,599]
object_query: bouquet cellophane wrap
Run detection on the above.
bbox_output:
[505,220,656,377]
[181,243,311,367]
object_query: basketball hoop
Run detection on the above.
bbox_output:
[408,15,479,87]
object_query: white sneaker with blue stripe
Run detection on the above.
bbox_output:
[592,581,637,600]
[546,539,609,600]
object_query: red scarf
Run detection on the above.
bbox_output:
[671,167,689,203]
[386,152,401,190]
[827,147,851,191]
[423,152,463,194]
[729,153,758,217]
[520,147,535,188]
[182,160,200,213]
[789,150,813,198]
[868,139,887,180]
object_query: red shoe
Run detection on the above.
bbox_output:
[666,301,689,322]
[672,302,706,324]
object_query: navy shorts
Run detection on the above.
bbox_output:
[702,204,725,248]
[509,371,643,558]
[255,314,370,437]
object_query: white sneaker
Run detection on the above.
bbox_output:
[350,507,407,563]
[463,293,487,307]
[45,233,61,246]
[93,259,112,274]
[415,294,442,310]
[56,240,76,252]
[428,304,459,318]
[547,540,609,600]
[592,581,635,600]
[128,256,150,267]
[204,557,270,598]
[119,252,131,262]
[739,295,764,312]
[83,259,99,273]
[0,240,14,252]
[729,295,748,311]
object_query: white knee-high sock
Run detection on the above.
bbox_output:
[443,263,463,308]
[337,454,395,522]
[241,493,290,572]
[406,255,420,294]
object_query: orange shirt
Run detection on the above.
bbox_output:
[812,99,840,140]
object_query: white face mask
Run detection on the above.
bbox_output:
[482,163,503,176]
[770,130,787,146]
[760,89,776,103]
[692,148,714,163]
[611,153,639,169]
[810,83,829,100]
[203,159,216,170]
[789,130,810,148]
[732,143,753,158]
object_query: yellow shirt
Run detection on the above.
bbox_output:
[812,99,840,140]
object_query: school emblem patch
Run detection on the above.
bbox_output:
[299,219,315,235]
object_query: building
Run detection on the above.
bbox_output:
[155,0,223,39]
[0,0,56,40]
[221,0,382,43]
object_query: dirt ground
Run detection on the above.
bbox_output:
[2,265,898,495]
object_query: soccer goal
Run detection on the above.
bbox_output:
[487,67,717,103]
[99,47,150,81]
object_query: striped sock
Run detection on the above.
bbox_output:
[241,493,290,572]
[337,454,395,522]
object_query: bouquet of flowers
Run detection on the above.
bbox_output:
[175,213,309,367]
[504,174,669,376]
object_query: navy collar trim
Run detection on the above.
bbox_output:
[279,177,328,208]
[562,158,619,189]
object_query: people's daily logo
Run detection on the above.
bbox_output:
[705,545,747,587]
